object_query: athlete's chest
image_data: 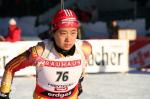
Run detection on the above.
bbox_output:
[35,52,84,92]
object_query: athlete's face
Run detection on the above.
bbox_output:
[53,27,78,50]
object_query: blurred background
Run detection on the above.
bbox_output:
[0,0,150,38]
[0,0,150,99]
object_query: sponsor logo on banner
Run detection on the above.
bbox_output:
[86,40,129,73]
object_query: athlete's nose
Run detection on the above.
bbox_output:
[65,33,71,42]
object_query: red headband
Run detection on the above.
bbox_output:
[51,9,79,30]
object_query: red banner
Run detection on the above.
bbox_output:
[129,37,150,69]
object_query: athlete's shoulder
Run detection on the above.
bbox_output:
[80,40,92,60]
[30,41,45,58]
[75,39,92,51]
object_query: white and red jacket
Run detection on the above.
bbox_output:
[0,40,91,99]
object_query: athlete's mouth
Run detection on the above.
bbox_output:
[64,44,71,47]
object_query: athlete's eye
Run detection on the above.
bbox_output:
[71,32,77,35]
[60,32,67,36]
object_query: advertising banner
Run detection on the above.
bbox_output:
[130,39,150,69]
[0,41,39,76]
[86,39,129,73]
[0,40,129,76]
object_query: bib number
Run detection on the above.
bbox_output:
[56,71,69,82]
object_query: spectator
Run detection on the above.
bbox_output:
[71,4,91,23]
[107,20,119,39]
[0,18,22,42]
[90,5,99,23]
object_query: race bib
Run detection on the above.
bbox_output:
[36,56,83,93]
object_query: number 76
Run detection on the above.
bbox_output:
[56,71,69,82]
